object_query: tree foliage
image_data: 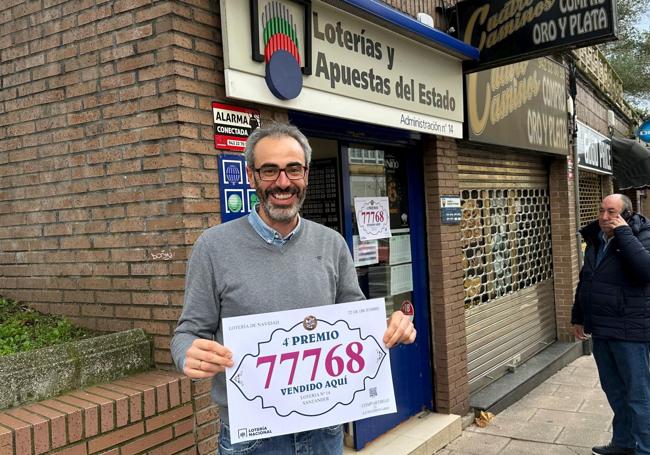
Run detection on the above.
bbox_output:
[600,0,650,106]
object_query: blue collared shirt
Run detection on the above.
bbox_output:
[596,230,613,266]
[248,204,301,246]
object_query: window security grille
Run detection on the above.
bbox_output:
[578,170,602,228]
[461,188,553,309]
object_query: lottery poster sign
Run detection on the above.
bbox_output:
[223,299,396,444]
[354,197,391,241]
[212,102,260,152]
[218,154,258,223]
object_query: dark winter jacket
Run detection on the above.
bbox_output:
[571,212,650,341]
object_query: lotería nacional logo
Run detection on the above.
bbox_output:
[302,315,317,331]
[251,0,312,100]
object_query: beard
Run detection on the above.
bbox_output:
[256,183,307,223]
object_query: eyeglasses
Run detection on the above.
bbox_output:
[254,164,308,181]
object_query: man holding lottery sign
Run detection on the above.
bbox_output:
[171,123,416,455]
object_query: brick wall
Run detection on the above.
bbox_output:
[575,77,627,202]
[381,0,450,31]
[640,191,650,216]
[549,157,580,342]
[0,371,198,455]
[0,1,228,451]
[0,0,228,367]
[422,135,469,415]
[575,77,632,139]
[187,379,219,455]
[575,80,610,137]
[382,0,437,16]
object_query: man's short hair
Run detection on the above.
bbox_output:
[608,193,633,212]
[244,122,312,168]
[617,194,633,212]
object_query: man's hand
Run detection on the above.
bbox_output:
[183,339,234,379]
[572,324,589,341]
[383,311,416,348]
[609,214,629,230]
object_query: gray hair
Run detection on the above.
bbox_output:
[613,193,633,212]
[244,122,312,168]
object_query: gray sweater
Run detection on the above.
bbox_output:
[170,216,364,422]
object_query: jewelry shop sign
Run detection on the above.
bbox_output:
[223,299,396,443]
[466,57,569,155]
[457,0,618,71]
[577,120,611,174]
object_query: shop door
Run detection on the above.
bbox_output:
[340,144,433,449]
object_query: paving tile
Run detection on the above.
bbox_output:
[570,356,598,369]
[500,439,582,455]
[555,365,578,375]
[469,419,563,443]
[515,394,584,412]
[576,400,614,416]
[552,385,605,399]
[526,382,561,397]
[493,405,537,423]
[566,447,594,455]
[530,408,610,431]
[433,355,610,455]
[434,450,475,455]
[444,431,511,455]
[545,372,600,388]
[554,426,611,448]
[551,386,602,403]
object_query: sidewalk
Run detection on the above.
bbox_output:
[438,354,612,455]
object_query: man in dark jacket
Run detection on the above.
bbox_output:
[572,194,650,455]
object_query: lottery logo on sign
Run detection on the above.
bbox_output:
[222,160,244,185]
[226,165,241,184]
[247,189,259,211]
[228,195,243,212]
[303,315,317,331]
[251,1,309,101]
[225,190,245,214]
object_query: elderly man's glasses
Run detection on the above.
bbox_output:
[255,164,307,181]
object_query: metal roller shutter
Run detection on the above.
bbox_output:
[458,146,557,393]
[579,170,603,228]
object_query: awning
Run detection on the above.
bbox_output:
[611,137,650,190]
[329,0,480,61]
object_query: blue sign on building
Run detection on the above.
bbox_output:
[218,155,258,223]
[638,119,650,144]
